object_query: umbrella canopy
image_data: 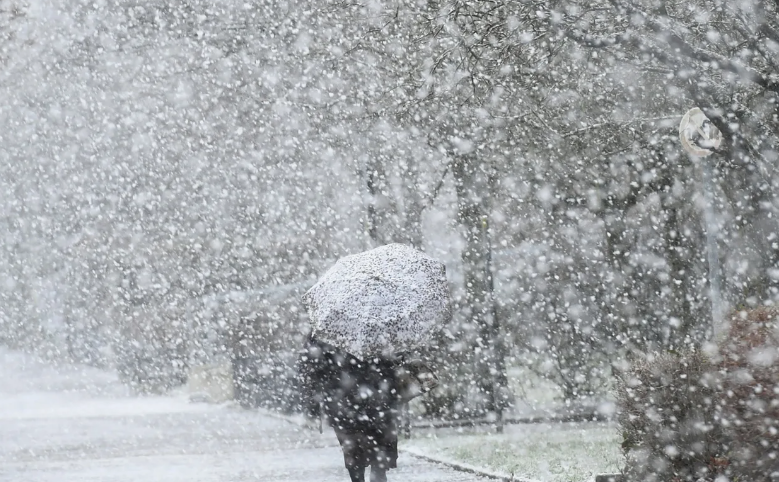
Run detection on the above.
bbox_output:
[303,244,452,359]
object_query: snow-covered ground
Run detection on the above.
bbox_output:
[0,349,485,482]
[406,422,622,482]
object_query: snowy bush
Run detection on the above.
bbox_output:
[230,303,307,412]
[115,344,188,395]
[617,308,779,482]
[718,307,779,481]
[115,306,189,394]
[616,351,724,482]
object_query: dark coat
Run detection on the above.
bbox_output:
[297,336,404,470]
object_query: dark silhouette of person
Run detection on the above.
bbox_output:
[297,335,405,482]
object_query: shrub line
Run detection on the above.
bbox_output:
[409,411,610,429]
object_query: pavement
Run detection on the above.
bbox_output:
[0,349,487,482]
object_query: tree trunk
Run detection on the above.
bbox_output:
[365,155,425,248]
[451,153,506,419]
[365,157,400,246]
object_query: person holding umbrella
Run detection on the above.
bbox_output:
[297,244,451,482]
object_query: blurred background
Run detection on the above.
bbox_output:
[1,0,777,425]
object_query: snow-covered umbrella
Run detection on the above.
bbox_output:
[303,243,452,359]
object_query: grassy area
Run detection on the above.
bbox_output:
[404,421,623,482]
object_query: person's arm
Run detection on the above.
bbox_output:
[393,359,439,404]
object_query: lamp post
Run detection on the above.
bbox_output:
[679,107,725,339]
[700,156,724,338]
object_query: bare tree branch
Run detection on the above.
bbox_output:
[565,28,631,48]
[761,23,779,45]
[659,30,779,94]
[424,163,451,210]
[565,1,779,94]
[561,115,679,138]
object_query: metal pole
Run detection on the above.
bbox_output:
[484,216,505,433]
[700,156,724,338]
[680,107,726,339]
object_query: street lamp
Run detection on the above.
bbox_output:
[679,107,725,339]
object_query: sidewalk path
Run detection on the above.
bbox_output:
[0,349,485,482]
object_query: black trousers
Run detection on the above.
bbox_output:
[333,425,398,470]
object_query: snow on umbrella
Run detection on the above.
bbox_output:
[303,243,452,360]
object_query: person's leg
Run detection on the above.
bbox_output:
[347,466,366,482]
[335,428,367,482]
[369,464,387,482]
